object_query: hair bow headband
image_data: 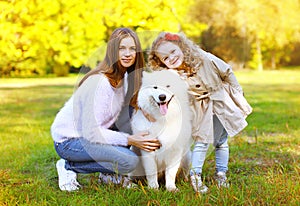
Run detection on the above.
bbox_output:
[164,33,180,41]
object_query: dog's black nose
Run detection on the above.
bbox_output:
[159,94,166,101]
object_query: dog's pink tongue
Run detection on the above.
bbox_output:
[159,104,168,115]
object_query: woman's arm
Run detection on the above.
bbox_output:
[80,74,161,150]
[76,74,128,145]
[128,132,161,152]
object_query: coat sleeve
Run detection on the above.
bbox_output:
[206,52,252,116]
[206,52,243,93]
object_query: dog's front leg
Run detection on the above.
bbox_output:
[141,152,159,190]
[165,161,181,192]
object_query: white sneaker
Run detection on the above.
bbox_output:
[215,171,229,188]
[56,159,81,191]
[190,174,208,193]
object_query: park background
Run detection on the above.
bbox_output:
[0,0,300,205]
[1,0,300,77]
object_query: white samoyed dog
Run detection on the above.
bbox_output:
[130,70,193,192]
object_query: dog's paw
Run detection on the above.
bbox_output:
[148,182,159,190]
[166,186,179,192]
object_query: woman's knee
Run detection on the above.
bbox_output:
[118,154,139,174]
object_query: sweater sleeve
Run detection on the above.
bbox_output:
[78,75,129,146]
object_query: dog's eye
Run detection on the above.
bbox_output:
[153,86,158,89]
[166,85,170,88]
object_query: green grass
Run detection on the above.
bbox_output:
[0,70,299,205]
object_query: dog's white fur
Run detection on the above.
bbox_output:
[130,70,192,191]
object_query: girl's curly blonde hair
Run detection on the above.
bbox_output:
[148,32,208,74]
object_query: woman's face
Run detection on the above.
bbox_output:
[156,41,184,69]
[119,36,137,68]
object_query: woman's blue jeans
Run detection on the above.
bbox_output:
[191,115,229,175]
[54,138,139,174]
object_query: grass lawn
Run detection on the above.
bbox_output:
[0,70,299,205]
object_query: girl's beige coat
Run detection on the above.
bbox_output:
[183,52,252,143]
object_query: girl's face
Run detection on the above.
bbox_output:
[119,36,137,68]
[156,41,184,69]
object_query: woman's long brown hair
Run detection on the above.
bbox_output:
[78,28,144,109]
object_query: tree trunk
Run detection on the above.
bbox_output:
[271,51,276,69]
[256,37,263,71]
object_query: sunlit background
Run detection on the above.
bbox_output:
[1,0,300,77]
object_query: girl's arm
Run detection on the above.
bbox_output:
[206,53,252,116]
[206,52,243,92]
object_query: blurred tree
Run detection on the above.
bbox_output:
[0,0,205,77]
[1,0,299,76]
[235,0,300,70]
[190,0,300,70]
[0,0,107,76]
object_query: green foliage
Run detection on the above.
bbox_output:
[0,0,203,77]
[0,70,300,205]
[1,0,300,76]
[0,0,108,77]
[190,0,300,70]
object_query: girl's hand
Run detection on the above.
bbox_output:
[128,132,161,152]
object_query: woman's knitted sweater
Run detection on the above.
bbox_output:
[51,73,129,146]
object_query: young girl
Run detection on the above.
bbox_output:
[51,28,161,191]
[148,32,252,193]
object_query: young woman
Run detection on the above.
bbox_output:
[51,28,161,191]
[148,32,252,193]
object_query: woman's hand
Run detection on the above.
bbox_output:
[128,132,161,152]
